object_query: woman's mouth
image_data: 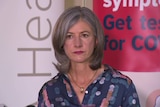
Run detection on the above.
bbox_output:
[73,51,84,54]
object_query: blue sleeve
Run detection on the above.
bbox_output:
[38,85,50,107]
[38,87,46,107]
[122,81,141,107]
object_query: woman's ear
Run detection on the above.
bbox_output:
[95,38,98,45]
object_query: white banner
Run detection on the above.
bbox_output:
[0,0,64,107]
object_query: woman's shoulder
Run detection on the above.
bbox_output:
[104,64,132,85]
[41,73,65,89]
[38,73,66,96]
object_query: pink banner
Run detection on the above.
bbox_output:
[93,0,160,72]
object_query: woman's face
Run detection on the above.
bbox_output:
[63,20,96,64]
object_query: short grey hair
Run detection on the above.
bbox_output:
[52,6,104,73]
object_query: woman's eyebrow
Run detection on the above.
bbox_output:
[81,31,91,33]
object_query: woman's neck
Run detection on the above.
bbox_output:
[69,63,92,78]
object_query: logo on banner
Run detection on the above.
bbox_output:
[17,0,53,76]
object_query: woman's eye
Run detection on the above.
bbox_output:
[66,34,73,39]
[82,33,89,38]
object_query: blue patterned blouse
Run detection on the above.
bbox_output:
[38,65,140,107]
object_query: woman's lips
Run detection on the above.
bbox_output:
[73,51,84,54]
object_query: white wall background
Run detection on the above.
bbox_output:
[0,0,64,107]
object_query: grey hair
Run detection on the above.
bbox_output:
[52,6,104,73]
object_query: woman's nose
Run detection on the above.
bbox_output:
[74,36,82,48]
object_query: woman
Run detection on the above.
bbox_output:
[38,6,140,107]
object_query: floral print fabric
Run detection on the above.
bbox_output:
[38,65,140,107]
